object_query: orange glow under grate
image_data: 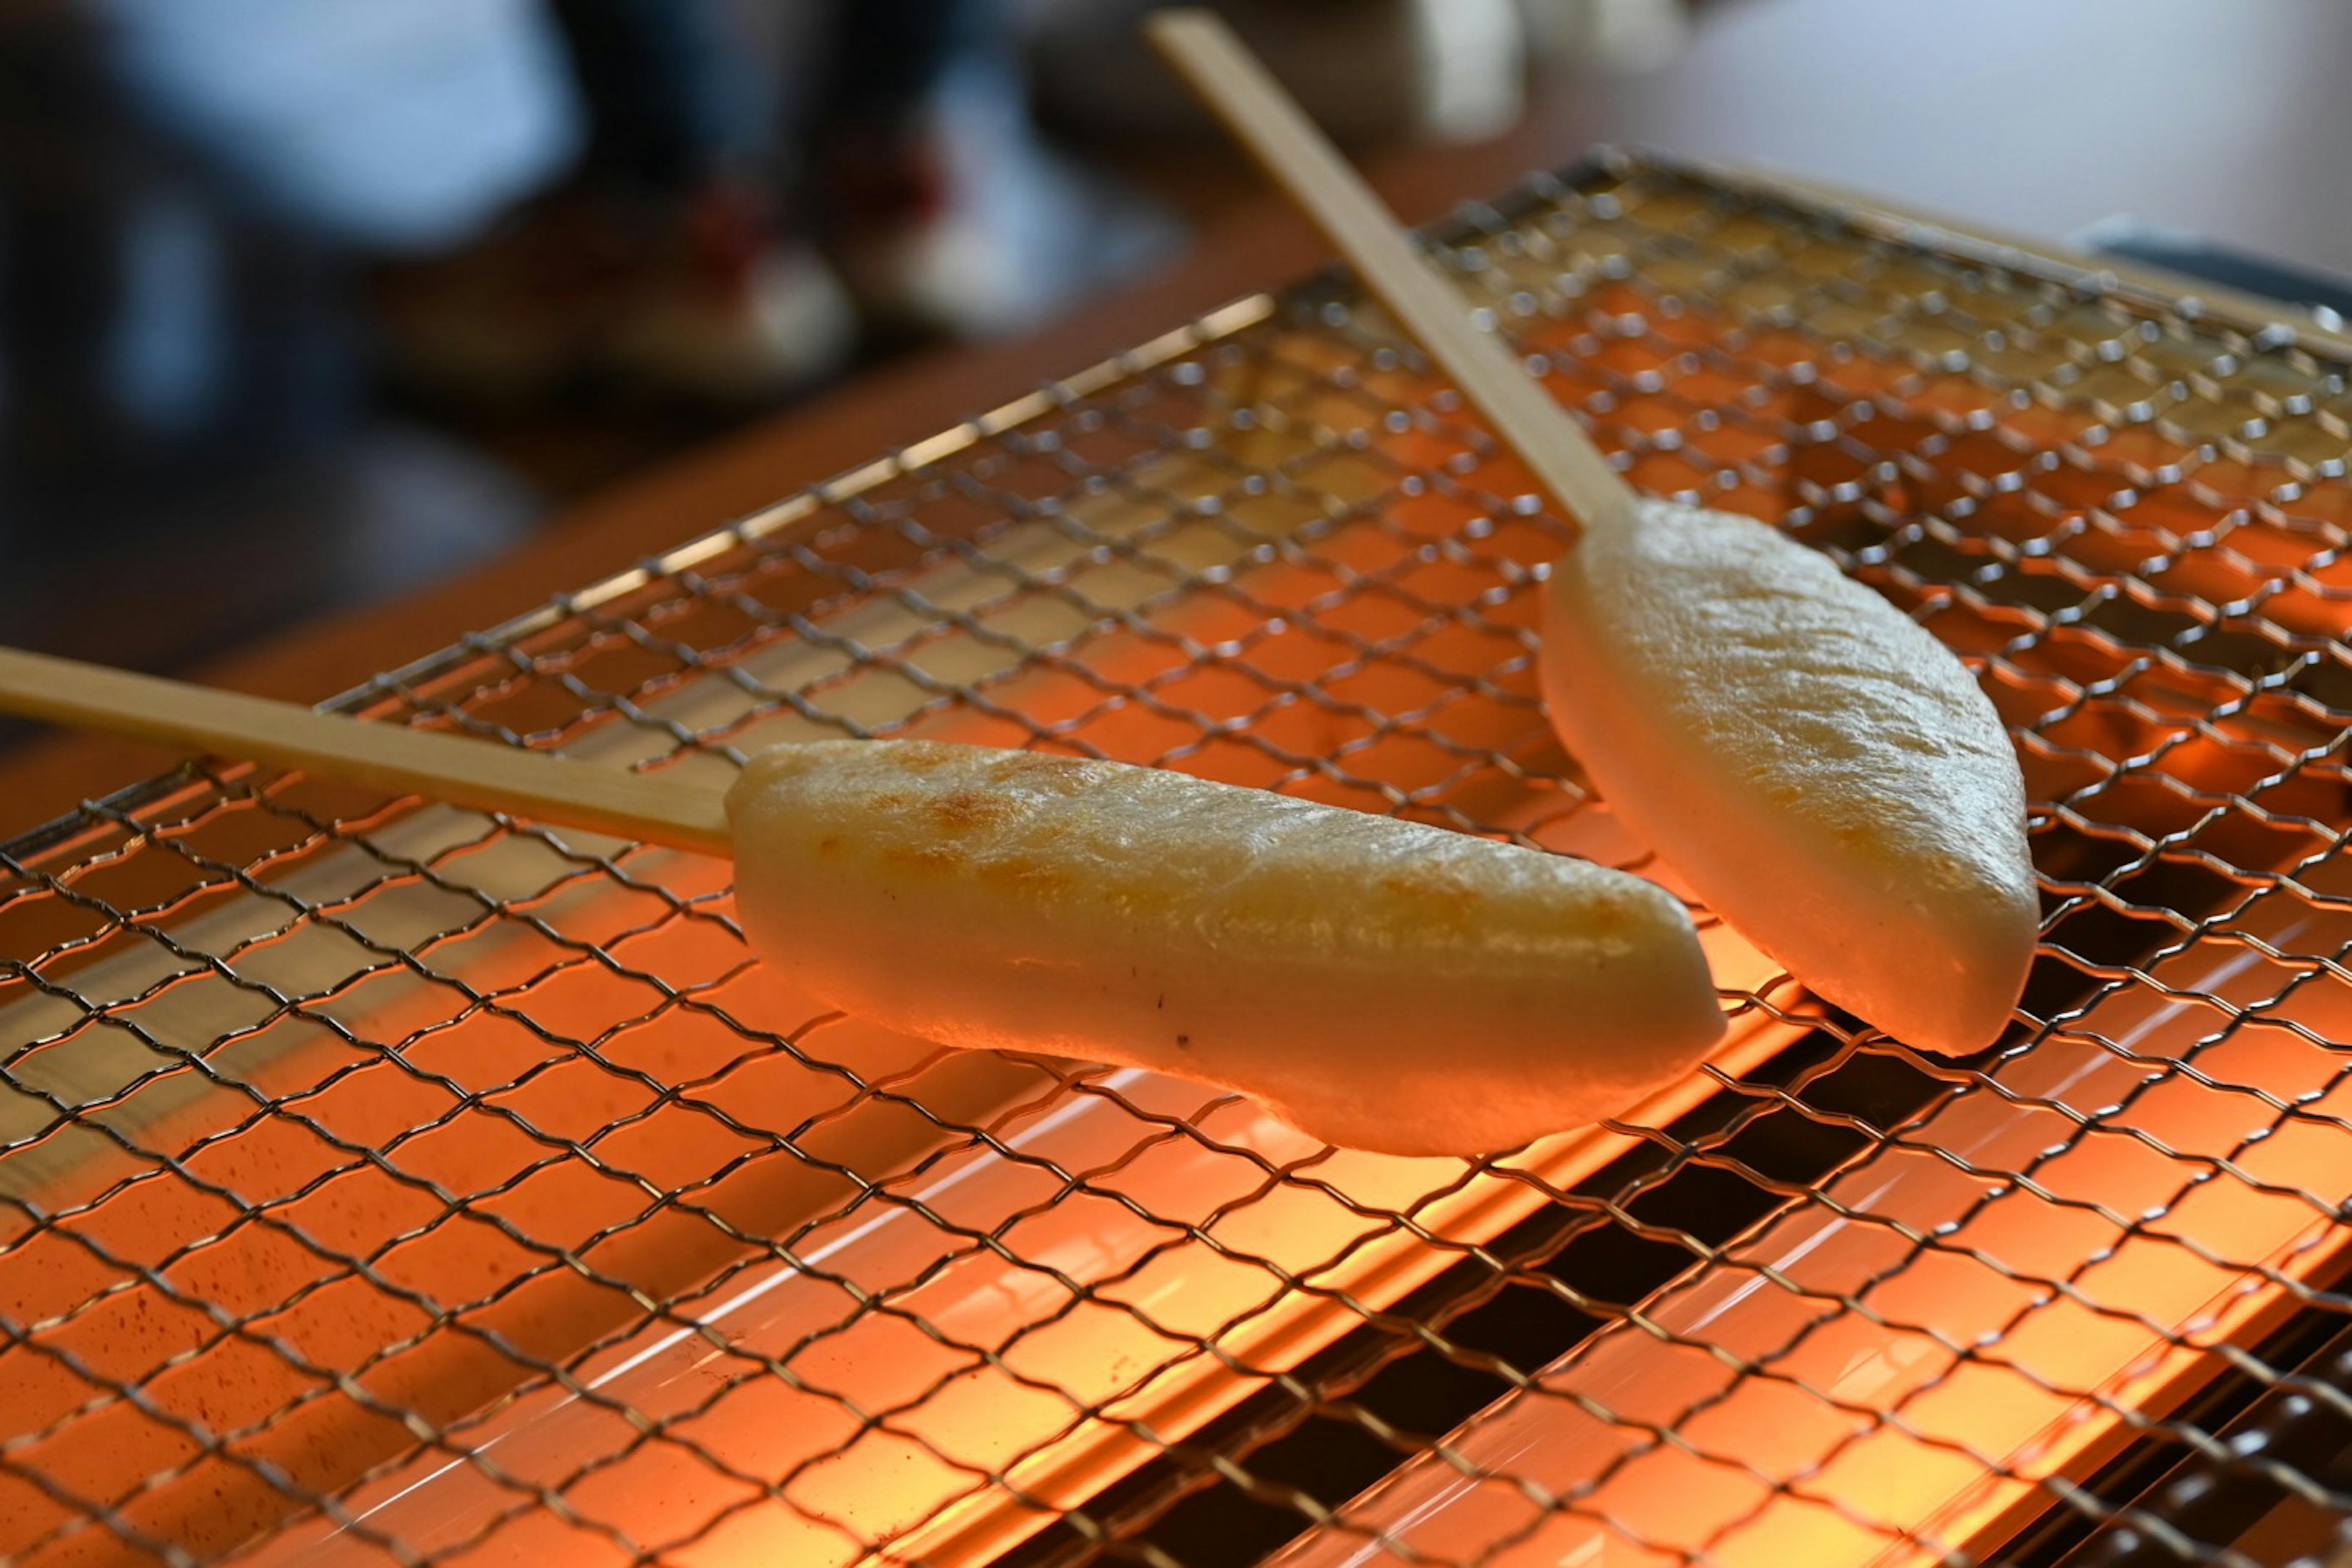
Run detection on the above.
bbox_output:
[5,154,2352,1567]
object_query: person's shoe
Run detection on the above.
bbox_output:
[378,180,858,408]
[598,183,859,401]
[374,192,636,404]
[818,61,1179,342]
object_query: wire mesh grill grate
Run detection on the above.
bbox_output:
[4,151,2350,1568]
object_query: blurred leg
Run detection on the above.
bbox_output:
[820,0,997,129]
[0,8,534,669]
[810,0,1090,339]
[3,1,580,508]
[546,0,759,190]
[0,14,153,503]
[385,0,857,402]
[0,13,337,514]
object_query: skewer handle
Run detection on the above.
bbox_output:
[0,646,732,856]
[1147,8,1642,538]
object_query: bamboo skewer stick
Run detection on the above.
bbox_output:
[0,646,731,856]
[1145,8,1638,541]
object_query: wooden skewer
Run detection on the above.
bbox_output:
[0,646,732,856]
[1145,9,1638,541]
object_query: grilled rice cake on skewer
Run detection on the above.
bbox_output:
[727,739,1724,1156]
[1148,8,2039,1054]
[0,647,1728,1157]
[1541,501,2037,1054]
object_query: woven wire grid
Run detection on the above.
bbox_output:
[3,150,2351,1568]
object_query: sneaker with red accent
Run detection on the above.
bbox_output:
[379,179,857,407]
[600,182,859,401]
[817,65,1139,342]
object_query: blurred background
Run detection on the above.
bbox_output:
[6,0,2352,697]
[2,0,1659,680]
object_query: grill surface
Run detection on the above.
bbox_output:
[4,150,2351,1568]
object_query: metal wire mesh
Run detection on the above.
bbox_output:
[6,149,2351,1568]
